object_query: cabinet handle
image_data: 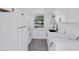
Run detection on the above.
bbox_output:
[29,32,31,37]
[50,42,56,48]
[50,42,54,47]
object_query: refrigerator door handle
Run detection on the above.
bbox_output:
[18,26,28,29]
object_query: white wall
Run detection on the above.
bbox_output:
[0,12,18,50]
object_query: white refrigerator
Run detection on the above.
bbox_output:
[17,12,31,51]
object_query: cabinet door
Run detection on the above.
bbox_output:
[0,12,18,50]
[68,8,79,23]
[18,27,29,51]
[55,8,67,22]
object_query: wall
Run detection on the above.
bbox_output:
[0,12,18,50]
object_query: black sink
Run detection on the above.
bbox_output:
[49,30,57,32]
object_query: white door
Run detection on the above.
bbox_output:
[0,12,18,50]
[18,27,29,51]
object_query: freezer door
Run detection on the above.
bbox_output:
[18,11,28,27]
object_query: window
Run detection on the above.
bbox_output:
[34,15,44,28]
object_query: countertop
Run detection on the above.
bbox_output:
[47,32,71,40]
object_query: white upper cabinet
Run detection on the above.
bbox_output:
[68,8,79,23]
[55,8,67,22]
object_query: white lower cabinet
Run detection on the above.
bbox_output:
[47,38,56,51]
[18,27,29,51]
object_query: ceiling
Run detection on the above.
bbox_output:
[21,8,55,13]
